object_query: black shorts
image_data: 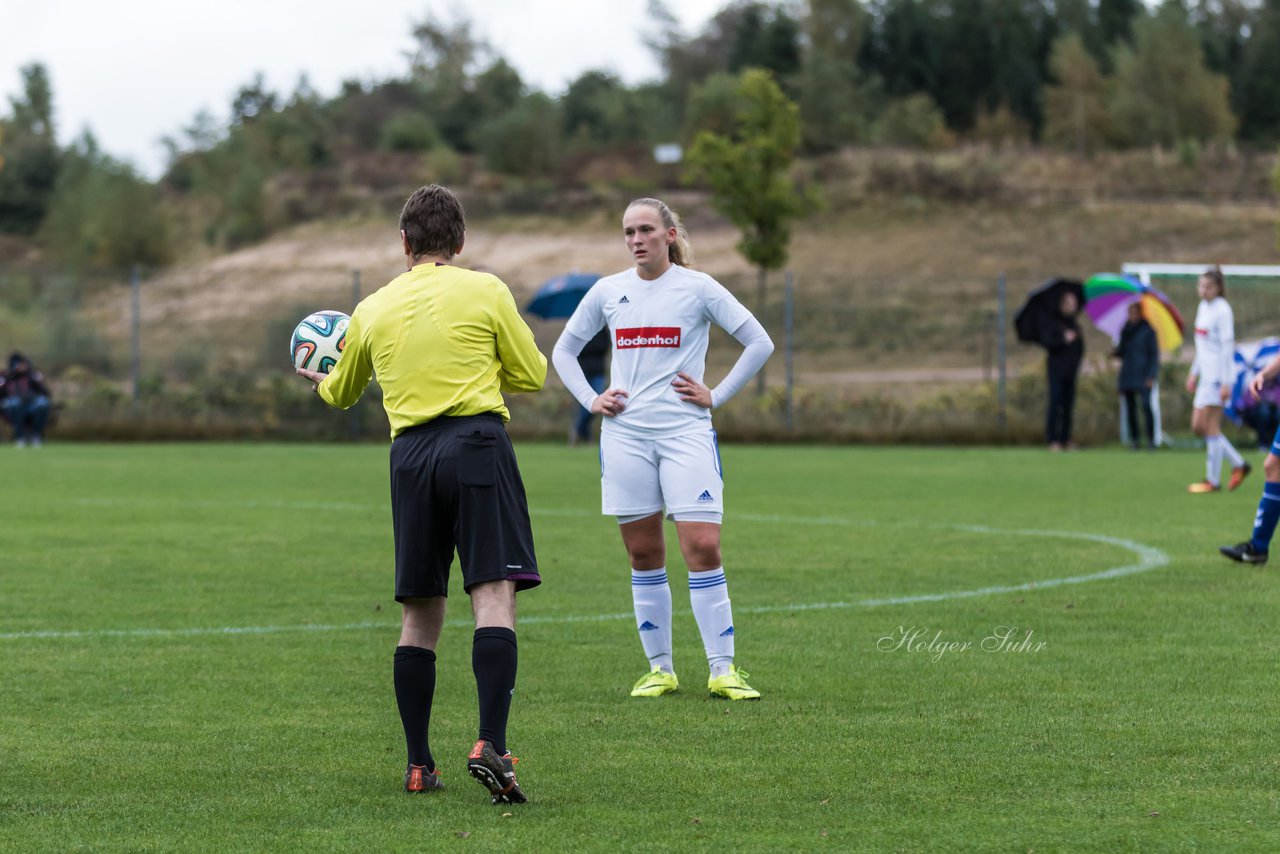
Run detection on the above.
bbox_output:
[389,413,540,600]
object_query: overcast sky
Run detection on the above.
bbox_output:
[1,0,728,179]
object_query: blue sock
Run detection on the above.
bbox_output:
[1250,481,1280,551]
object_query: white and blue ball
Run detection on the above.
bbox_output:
[291,310,350,374]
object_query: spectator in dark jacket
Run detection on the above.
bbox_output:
[1113,303,1160,450]
[1039,292,1084,450]
[0,352,52,447]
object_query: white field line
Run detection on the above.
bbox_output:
[2,507,1169,642]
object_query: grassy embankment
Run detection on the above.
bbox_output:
[5,147,1277,443]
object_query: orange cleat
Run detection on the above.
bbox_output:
[1228,462,1253,491]
[404,764,444,793]
[467,740,526,804]
[1187,480,1221,494]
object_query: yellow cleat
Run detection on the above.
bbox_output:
[708,665,761,701]
[1187,480,1221,494]
[630,666,679,697]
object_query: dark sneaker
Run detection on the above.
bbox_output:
[1228,462,1253,491]
[1219,541,1269,565]
[467,740,526,804]
[404,764,444,793]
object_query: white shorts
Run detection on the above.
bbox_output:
[1194,377,1226,409]
[600,428,724,520]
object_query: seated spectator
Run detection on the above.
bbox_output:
[0,352,52,448]
[1237,378,1280,451]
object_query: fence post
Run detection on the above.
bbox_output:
[130,264,141,406]
[784,271,794,432]
[997,273,1007,430]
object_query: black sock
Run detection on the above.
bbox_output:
[472,627,518,756]
[393,646,437,771]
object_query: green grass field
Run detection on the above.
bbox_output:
[2,441,1277,851]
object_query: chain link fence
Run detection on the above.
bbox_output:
[4,261,1271,444]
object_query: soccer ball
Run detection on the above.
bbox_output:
[291,310,350,374]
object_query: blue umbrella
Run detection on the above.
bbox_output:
[526,273,601,319]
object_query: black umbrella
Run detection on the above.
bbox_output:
[1014,277,1085,346]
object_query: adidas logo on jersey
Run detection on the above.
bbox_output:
[618,295,630,303]
[697,490,714,502]
[638,620,659,631]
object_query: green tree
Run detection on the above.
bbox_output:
[646,0,800,116]
[407,12,516,153]
[684,72,749,140]
[474,93,562,179]
[230,73,278,126]
[1235,0,1280,142]
[1098,0,1141,48]
[562,71,645,147]
[1043,32,1111,154]
[796,0,877,151]
[40,132,171,270]
[872,93,954,148]
[686,69,818,394]
[726,2,802,77]
[379,112,440,152]
[0,63,61,234]
[1108,5,1237,147]
[1274,151,1280,248]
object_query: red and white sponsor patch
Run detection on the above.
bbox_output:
[616,326,681,349]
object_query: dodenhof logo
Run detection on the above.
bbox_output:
[616,327,681,349]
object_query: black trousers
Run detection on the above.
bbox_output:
[1122,388,1155,447]
[1046,369,1077,444]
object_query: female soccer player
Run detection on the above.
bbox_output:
[1186,266,1251,493]
[1220,347,1280,565]
[551,198,774,701]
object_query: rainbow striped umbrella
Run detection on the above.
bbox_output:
[1083,273,1185,352]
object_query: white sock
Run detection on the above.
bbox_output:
[689,568,734,677]
[1207,437,1223,485]
[631,568,673,673]
[1216,434,1245,468]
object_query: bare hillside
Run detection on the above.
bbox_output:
[81,195,1278,386]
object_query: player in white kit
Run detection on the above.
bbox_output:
[551,198,774,700]
[1186,266,1251,493]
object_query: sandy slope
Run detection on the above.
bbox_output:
[81,199,1278,383]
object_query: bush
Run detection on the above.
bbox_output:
[379,112,440,153]
[872,95,955,150]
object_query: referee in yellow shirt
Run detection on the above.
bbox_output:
[297,184,547,805]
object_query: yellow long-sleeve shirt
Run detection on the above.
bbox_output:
[318,263,547,438]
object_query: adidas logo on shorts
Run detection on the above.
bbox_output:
[697,490,714,502]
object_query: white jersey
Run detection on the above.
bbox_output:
[1192,297,1234,384]
[563,264,753,438]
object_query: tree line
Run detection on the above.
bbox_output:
[2,0,1278,267]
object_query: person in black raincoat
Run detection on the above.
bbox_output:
[1039,291,1084,450]
[1113,303,1160,450]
